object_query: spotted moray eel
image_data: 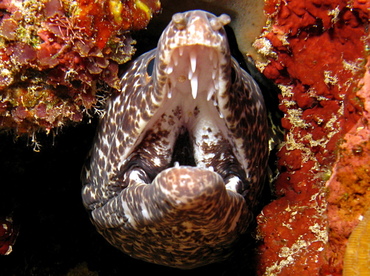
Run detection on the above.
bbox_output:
[81,10,268,269]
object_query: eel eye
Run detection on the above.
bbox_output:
[146,58,155,76]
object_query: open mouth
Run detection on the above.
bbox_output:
[116,44,247,195]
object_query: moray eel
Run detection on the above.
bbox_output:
[81,10,268,269]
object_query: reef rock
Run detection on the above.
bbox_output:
[254,0,369,274]
[0,0,160,134]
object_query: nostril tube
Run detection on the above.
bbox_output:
[172,12,186,30]
[219,14,231,26]
[210,14,231,31]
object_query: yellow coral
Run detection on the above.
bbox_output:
[109,0,124,24]
[135,0,151,19]
[343,208,370,276]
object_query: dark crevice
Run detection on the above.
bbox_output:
[170,130,196,167]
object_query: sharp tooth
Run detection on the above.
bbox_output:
[166,66,173,74]
[188,68,193,80]
[212,69,217,80]
[179,47,184,56]
[219,112,224,119]
[191,74,198,99]
[190,50,197,73]
[213,58,218,69]
[212,70,217,80]
[174,55,179,66]
[214,80,219,90]
[207,88,214,101]
[210,50,214,61]
[168,89,172,99]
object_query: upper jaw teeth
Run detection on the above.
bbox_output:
[207,88,215,101]
[164,47,221,103]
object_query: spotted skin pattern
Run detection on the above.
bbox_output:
[81,10,268,269]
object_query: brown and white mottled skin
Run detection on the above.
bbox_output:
[81,10,268,269]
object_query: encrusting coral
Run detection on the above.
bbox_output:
[329,56,370,276]
[253,0,369,274]
[0,0,160,134]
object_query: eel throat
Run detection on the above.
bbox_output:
[81,10,269,269]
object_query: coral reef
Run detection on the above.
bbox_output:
[0,0,160,134]
[1,0,368,273]
[343,207,370,275]
[329,56,370,275]
[0,215,19,255]
[253,0,369,274]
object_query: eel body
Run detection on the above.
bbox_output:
[81,10,268,269]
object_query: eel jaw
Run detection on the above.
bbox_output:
[104,47,249,268]
[92,166,250,269]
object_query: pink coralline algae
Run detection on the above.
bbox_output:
[253,0,369,275]
[0,0,160,134]
[327,56,370,276]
